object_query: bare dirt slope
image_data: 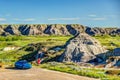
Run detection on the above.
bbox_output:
[0,67,99,80]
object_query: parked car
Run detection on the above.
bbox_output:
[15,60,32,69]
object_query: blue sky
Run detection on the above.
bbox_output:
[0,0,120,27]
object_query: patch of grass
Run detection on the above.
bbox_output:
[93,35,120,50]
[0,35,72,49]
[39,62,120,80]
[0,35,24,41]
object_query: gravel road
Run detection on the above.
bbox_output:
[0,67,99,80]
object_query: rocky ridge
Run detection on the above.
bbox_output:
[0,24,120,36]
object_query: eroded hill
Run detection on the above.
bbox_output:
[0,24,120,36]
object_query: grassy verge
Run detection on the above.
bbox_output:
[39,62,120,80]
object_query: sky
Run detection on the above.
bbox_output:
[0,0,120,27]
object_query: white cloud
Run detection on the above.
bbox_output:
[48,17,80,21]
[0,18,6,21]
[24,18,36,21]
[88,14,97,17]
[60,18,80,20]
[48,18,58,20]
[13,18,21,21]
[92,17,107,21]
[13,18,36,21]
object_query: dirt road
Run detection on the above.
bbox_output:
[0,67,99,80]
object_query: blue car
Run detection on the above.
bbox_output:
[15,60,32,69]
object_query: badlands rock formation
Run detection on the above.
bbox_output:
[0,24,120,36]
[59,33,108,63]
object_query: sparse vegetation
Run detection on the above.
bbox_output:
[93,35,120,50]
[0,35,72,64]
[39,62,120,80]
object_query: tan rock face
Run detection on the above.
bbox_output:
[59,33,107,62]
